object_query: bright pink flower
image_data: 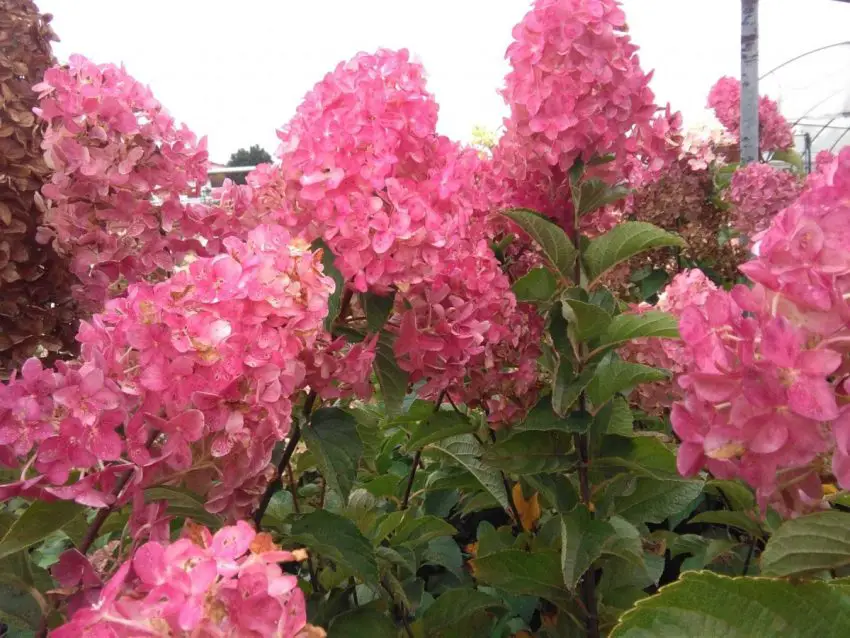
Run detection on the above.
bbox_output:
[52,523,310,637]
[707,76,794,153]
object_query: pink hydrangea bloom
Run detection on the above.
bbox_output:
[258,49,492,293]
[707,76,794,153]
[34,55,212,309]
[671,149,850,514]
[725,163,801,236]
[52,522,316,637]
[393,236,542,423]
[493,0,680,231]
[1,226,335,517]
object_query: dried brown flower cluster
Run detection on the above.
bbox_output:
[0,0,77,378]
[601,159,746,298]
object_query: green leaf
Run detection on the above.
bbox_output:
[525,474,580,514]
[391,515,457,549]
[761,511,850,577]
[610,476,704,525]
[0,575,44,631]
[690,511,766,540]
[329,608,396,638]
[516,397,591,434]
[376,545,416,574]
[596,311,679,351]
[610,571,850,638]
[423,536,464,578]
[591,398,634,440]
[561,506,614,589]
[404,411,476,452]
[586,357,668,407]
[483,431,576,474]
[0,501,85,560]
[313,238,345,331]
[562,298,613,342]
[302,407,362,501]
[373,332,409,416]
[597,435,679,477]
[423,589,505,635]
[428,434,511,512]
[603,517,646,567]
[503,208,577,282]
[706,480,756,511]
[553,365,596,418]
[289,510,378,585]
[583,222,686,286]
[362,290,396,333]
[473,548,570,606]
[144,486,221,528]
[771,148,804,173]
[637,270,670,301]
[513,267,558,302]
[370,511,406,545]
[574,179,630,216]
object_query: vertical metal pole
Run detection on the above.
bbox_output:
[804,132,812,173]
[741,0,760,164]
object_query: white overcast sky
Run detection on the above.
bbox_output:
[37,0,850,162]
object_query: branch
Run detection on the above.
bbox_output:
[400,449,422,511]
[400,390,446,511]
[253,391,316,529]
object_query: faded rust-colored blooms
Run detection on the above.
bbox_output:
[0,1,76,378]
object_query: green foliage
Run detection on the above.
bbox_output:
[0,575,45,631]
[226,144,272,167]
[503,208,577,283]
[512,266,558,302]
[761,511,850,577]
[573,179,631,216]
[302,408,363,501]
[595,311,680,352]
[0,501,84,560]
[583,222,686,286]
[472,549,572,608]
[586,356,669,407]
[290,510,378,585]
[403,411,476,452]
[372,332,409,416]
[562,298,613,342]
[427,434,511,512]
[610,571,850,637]
[225,144,272,183]
[423,589,505,636]
[362,290,396,333]
[561,506,613,589]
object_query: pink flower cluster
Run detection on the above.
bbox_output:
[394,237,542,423]
[495,0,680,196]
[262,49,492,293]
[0,226,342,517]
[725,162,801,237]
[53,521,316,638]
[707,76,794,154]
[673,149,850,515]
[34,55,213,309]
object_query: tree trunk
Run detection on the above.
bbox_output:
[740,0,760,164]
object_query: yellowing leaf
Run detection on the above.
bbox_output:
[513,483,542,532]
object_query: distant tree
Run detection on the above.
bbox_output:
[226,145,272,183]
